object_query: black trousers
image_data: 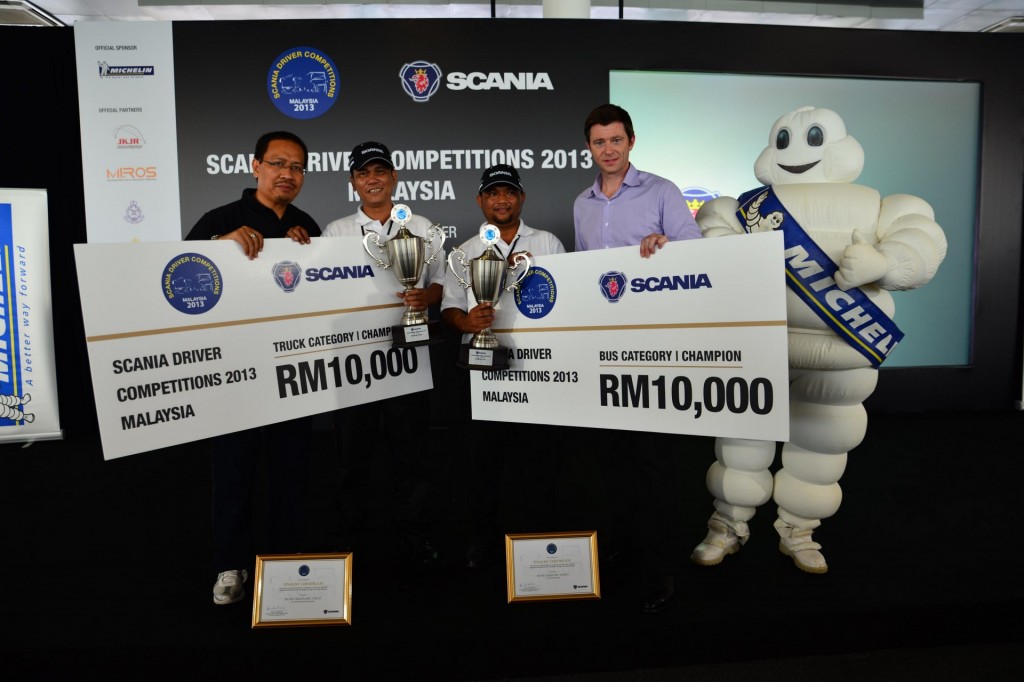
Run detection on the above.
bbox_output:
[454,365,563,548]
[210,417,312,574]
[568,426,682,578]
[332,390,433,546]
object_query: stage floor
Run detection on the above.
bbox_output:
[4,409,1023,679]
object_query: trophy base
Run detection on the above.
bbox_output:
[458,344,509,371]
[392,321,444,348]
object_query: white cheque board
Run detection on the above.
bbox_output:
[470,231,790,441]
[75,237,432,460]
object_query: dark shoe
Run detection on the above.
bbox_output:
[640,575,675,614]
[464,543,501,570]
[401,536,439,570]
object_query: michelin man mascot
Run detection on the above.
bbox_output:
[692,106,946,573]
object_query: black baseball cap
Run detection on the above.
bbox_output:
[350,141,394,170]
[478,164,524,193]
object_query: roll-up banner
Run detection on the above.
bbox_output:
[74,22,181,244]
[0,188,62,444]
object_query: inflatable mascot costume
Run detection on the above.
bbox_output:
[692,106,947,573]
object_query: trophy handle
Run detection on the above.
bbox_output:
[423,223,447,265]
[446,247,472,290]
[504,252,533,292]
[362,232,391,269]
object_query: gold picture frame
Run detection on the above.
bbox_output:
[505,531,601,603]
[251,552,352,628]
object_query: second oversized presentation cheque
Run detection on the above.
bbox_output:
[75,236,432,460]
[471,230,790,441]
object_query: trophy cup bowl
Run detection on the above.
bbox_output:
[447,229,532,370]
[362,204,446,347]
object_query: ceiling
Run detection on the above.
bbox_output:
[5,0,1024,32]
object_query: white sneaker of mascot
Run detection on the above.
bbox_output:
[692,106,947,573]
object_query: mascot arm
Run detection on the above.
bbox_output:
[874,194,948,290]
[695,196,744,238]
[835,194,948,292]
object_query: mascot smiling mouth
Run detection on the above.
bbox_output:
[779,161,820,174]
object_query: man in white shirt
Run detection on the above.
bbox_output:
[322,141,443,571]
[442,164,566,569]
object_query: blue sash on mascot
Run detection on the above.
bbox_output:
[736,186,903,368]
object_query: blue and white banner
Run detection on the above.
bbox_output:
[75,237,432,460]
[471,231,790,441]
[0,189,62,444]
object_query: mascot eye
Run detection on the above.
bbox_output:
[807,126,824,147]
[776,129,790,150]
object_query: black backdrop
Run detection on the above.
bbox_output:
[0,20,1021,444]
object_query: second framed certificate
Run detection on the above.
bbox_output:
[251,552,352,628]
[506,531,600,603]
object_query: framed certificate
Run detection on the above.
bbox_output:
[506,531,600,603]
[251,553,352,628]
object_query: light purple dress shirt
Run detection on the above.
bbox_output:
[573,163,701,251]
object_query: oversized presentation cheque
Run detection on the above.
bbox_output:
[75,237,432,460]
[471,231,790,441]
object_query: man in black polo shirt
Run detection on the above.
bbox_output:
[186,130,320,606]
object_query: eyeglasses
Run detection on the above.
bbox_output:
[260,159,306,175]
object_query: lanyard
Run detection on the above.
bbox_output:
[493,234,520,260]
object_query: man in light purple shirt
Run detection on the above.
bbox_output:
[573,104,701,256]
[571,104,701,615]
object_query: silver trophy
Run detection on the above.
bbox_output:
[362,203,446,347]
[447,224,532,370]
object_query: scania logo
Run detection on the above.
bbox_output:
[599,271,627,303]
[630,273,713,292]
[304,264,375,282]
[399,61,443,102]
[272,260,302,293]
[447,71,553,91]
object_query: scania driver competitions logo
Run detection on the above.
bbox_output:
[399,61,443,102]
[162,253,223,315]
[267,46,339,120]
[682,186,720,217]
[546,543,557,555]
[299,565,310,577]
[599,271,627,303]
[514,266,556,319]
[272,260,302,293]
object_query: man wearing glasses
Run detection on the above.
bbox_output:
[187,130,320,606]
[572,104,701,614]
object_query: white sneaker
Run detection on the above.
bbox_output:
[212,569,248,605]
[691,511,748,566]
[774,517,828,574]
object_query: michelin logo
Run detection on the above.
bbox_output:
[98,61,155,77]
